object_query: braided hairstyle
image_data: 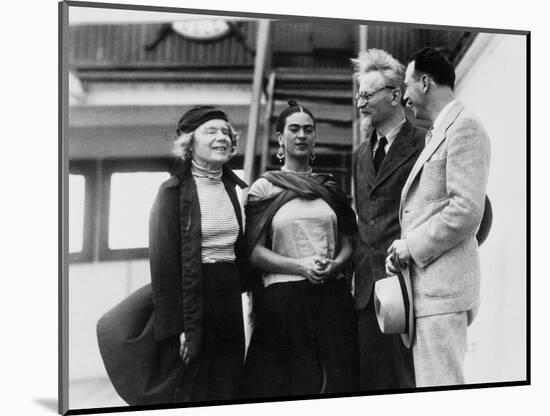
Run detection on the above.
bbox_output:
[275,99,316,133]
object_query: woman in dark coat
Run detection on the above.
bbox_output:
[97,106,248,405]
[242,100,359,399]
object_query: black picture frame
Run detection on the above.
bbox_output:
[59,1,531,415]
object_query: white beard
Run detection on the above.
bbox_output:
[360,116,374,143]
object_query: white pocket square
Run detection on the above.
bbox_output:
[427,154,443,162]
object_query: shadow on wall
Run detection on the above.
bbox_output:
[34,398,58,413]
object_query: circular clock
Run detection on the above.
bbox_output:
[172,19,232,41]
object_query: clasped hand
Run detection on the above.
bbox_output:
[296,255,336,285]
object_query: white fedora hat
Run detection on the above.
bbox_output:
[374,267,414,348]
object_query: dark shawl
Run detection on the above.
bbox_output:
[245,171,357,283]
[243,170,357,323]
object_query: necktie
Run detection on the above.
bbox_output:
[373,136,387,173]
[425,129,433,145]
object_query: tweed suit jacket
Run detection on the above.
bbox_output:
[353,119,426,310]
[400,101,490,319]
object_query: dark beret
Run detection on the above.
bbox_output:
[176,105,229,135]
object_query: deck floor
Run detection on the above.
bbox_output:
[69,377,127,410]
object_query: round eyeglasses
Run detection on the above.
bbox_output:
[355,86,397,103]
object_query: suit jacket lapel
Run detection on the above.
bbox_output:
[357,139,377,188]
[401,101,465,204]
[374,120,418,188]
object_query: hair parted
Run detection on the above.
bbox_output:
[409,47,455,90]
[275,99,316,133]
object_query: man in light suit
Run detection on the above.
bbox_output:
[351,49,426,390]
[387,47,491,387]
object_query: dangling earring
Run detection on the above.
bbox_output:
[276,144,285,163]
[310,151,316,164]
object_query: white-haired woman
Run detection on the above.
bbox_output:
[98,106,249,405]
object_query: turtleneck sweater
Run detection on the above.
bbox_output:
[191,161,239,263]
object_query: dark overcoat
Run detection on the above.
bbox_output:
[96,160,248,406]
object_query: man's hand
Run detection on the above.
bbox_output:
[385,253,399,277]
[388,239,412,269]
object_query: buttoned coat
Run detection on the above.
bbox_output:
[400,101,490,319]
[353,119,426,310]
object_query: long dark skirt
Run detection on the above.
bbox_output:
[187,262,246,402]
[97,262,245,405]
[242,278,359,399]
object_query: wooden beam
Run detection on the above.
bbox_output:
[351,25,369,209]
[243,19,272,187]
[353,25,369,152]
[259,72,276,175]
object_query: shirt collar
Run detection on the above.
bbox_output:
[376,118,406,148]
[432,99,459,132]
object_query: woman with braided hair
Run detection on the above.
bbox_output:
[242,100,359,398]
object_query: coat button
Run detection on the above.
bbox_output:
[369,220,375,226]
